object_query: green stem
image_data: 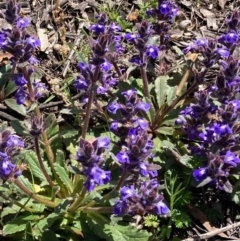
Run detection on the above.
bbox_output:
[153,82,198,129]
[81,206,113,213]
[14,179,58,208]
[34,137,63,198]
[0,192,35,213]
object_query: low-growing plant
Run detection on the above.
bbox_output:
[0,0,240,241]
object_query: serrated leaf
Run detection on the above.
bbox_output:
[3,215,39,235]
[25,222,34,241]
[1,205,21,218]
[155,75,168,107]
[42,230,59,241]
[54,163,73,193]
[45,114,59,138]
[4,98,27,116]
[166,86,177,103]
[104,224,151,241]
[59,130,78,139]
[56,150,65,167]
[17,176,34,192]
[10,119,29,136]
[16,150,52,182]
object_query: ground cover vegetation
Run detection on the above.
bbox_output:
[0,0,239,240]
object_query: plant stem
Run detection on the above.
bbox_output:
[34,137,63,198]
[153,82,198,129]
[0,193,35,212]
[81,207,113,213]
[112,61,122,79]
[68,186,87,212]
[14,179,58,208]
[115,169,128,191]
[81,65,100,139]
[139,52,150,99]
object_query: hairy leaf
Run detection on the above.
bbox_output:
[54,163,73,193]
[3,215,39,235]
[4,98,27,116]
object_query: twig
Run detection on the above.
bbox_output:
[62,24,83,77]
[48,0,68,13]
[0,111,18,121]
[181,222,240,241]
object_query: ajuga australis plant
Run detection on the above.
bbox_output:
[0,0,240,241]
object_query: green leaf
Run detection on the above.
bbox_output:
[59,130,79,139]
[3,215,39,235]
[45,114,59,138]
[16,150,52,182]
[56,150,66,167]
[4,80,18,97]
[231,183,240,205]
[104,224,151,241]
[4,98,27,116]
[156,126,173,135]
[54,163,73,193]
[155,75,168,107]
[25,222,34,241]
[10,119,30,136]
[0,64,12,90]
[42,230,59,241]
[1,205,21,218]
[35,213,60,235]
[17,176,34,192]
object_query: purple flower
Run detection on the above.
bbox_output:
[108,102,122,114]
[109,22,121,32]
[101,61,112,72]
[89,24,105,34]
[125,33,138,42]
[16,18,30,28]
[15,88,29,105]
[224,151,240,167]
[136,102,150,112]
[193,167,208,182]
[120,185,138,200]
[219,31,239,44]
[154,201,170,215]
[74,77,88,90]
[116,151,130,164]
[84,166,111,191]
[6,135,24,149]
[25,36,41,48]
[159,2,171,15]
[146,46,159,59]
[12,73,27,86]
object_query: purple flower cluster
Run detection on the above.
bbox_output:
[146,0,178,52]
[108,89,160,177]
[176,11,240,192]
[0,129,24,179]
[74,14,123,98]
[0,0,40,64]
[114,179,170,216]
[125,20,158,65]
[75,137,111,191]
[0,0,45,105]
